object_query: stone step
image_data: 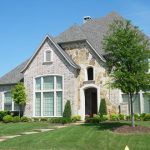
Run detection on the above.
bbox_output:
[20,131,39,135]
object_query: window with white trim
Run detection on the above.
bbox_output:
[44,50,52,62]
[35,75,63,117]
[122,94,140,113]
[4,91,19,111]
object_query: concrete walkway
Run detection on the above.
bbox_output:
[0,122,84,142]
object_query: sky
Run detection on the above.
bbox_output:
[0,0,150,77]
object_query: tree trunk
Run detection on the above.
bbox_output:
[130,94,135,127]
[19,105,21,118]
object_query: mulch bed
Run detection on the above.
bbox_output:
[113,125,150,134]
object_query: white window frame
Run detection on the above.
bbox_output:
[2,91,16,111]
[33,74,64,117]
[120,90,150,114]
[44,49,53,63]
[85,66,95,81]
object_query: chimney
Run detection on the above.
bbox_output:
[83,16,92,23]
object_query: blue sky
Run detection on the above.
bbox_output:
[0,0,150,77]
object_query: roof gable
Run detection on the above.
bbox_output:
[21,35,80,73]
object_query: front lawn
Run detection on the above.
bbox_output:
[0,122,51,136]
[0,121,150,150]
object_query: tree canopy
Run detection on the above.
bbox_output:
[102,19,150,126]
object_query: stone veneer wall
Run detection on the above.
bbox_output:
[24,39,78,117]
[0,85,15,110]
[60,41,120,114]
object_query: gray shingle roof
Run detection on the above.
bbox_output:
[55,12,122,55]
[0,59,29,85]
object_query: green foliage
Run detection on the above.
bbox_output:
[0,111,10,121]
[21,116,30,122]
[110,114,119,121]
[48,117,71,124]
[134,113,140,121]
[118,114,125,120]
[71,115,81,122]
[101,115,109,121]
[85,117,101,123]
[11,82,27,116]
[40,118,48,122]
[99,98,107,116]
[3,115,13,123]
[143,114,150,121]
[63,100,71,118]
[140,113,146,120]
[12,82,27,105]
[102,19,150,127]
[13,116,20,123]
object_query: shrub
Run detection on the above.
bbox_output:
[63,100,71,118]
[101,115,109,121]
[110,114,119,121]
[49,117,71,124]
[126,115,131,120]
[143,114,150,121]
[140,113,146,120]
[21,116,30,122]
[71,115,81,122]
[99,98,107,116]
[61,118,72,124]
[118,114,125,120]
[85,117,100,123]
[32,118,40,122]
[13,116,20,123]
[0,111,10,121]
[134,113,140,121]
[40,118,48,122]
[3,115,13,123]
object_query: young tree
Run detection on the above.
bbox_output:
[12,82,27,117]
[102,19,150,127]
[99,98,107,116]
[63,100,71,118]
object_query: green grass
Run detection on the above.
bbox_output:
[0,122,51,136]
[0,121,150,150]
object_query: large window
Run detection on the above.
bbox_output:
[35,75,63,117]
[143,94,150,113]
[122,94,140,113]
[4,92,19,111]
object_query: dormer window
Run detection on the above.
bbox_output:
[44,50,53,62]
[87,67,94,80]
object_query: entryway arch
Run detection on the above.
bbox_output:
[79,84,100,120]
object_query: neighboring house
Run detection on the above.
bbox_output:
[0,12,150,120]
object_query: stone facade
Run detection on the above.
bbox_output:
[61,41,120,116]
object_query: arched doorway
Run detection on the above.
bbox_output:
[85,88,97,117]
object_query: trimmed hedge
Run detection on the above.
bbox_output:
[21,116,30,122]
[3,115,13,123]
[49,117,72,124]
[143,114,150,121]
[13,116,20,123]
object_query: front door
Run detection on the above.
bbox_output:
[85,88,97,117]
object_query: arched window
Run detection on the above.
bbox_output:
[44,50,53,62]
[87,67,94,80]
